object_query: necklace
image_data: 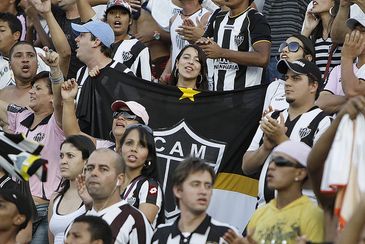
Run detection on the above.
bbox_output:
[181,7,202,17]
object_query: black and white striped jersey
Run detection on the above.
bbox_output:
[111,37,152,81]
[86,200,153,244]
[204,8,271,91]
[75,60,134,102]
[247,106,332,206]
[152,214,236,244]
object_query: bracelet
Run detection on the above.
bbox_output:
[49,74,64,84]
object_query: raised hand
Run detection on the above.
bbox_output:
[38,46,60,68]
[76,174,93,208]
[61,78,78,100]
[342,30,365,60]
[29,0,51,14]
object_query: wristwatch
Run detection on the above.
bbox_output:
[153,31,161,41]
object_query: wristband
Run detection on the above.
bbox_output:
[49,74,64,84]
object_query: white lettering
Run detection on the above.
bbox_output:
[154,137,166,152]
[190,144,206,158]
[169,141,184,157]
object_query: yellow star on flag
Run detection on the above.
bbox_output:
[178,87,201,102]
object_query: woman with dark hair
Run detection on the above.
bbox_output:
[171,44,209,90]
[118,124,163,228]
[302,0,341,79]
[48,135,96,244]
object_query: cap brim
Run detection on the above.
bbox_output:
[71,23,87,34]
[111,100,129,112]
[277,59,304,75]
[346,18,365,30]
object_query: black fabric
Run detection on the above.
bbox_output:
[75,69,267,220]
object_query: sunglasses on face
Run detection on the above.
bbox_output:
[126,123,153,135]
[278,42,305,53]
[270,156,305,168]
[112,110,137,120]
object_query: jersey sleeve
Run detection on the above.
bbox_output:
[323,65,341,94]
[248,10,271,45]
[139,179,163,209]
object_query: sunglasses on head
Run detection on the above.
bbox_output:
[112,110,137,120]
[270,156,305,168]
[278,42,305,53]
[126,123,153,135]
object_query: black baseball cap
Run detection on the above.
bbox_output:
[277,59,323,86]
[0,189,32,230]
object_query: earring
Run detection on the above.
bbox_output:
[196,74,203,85]
[294,177,299,182]
[329,7,335,17]
[144,161,151,168]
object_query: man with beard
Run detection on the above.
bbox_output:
[242,59,332,206]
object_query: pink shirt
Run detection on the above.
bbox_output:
[7,106,64,200]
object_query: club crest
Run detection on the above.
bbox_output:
[299,128,311,139]
[234,35,244,47]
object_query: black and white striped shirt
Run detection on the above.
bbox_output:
[86,200,153,244]
[247,106,332,206]
[314,38,342,79]
[204,8,271,91]
[152,214,236,244]
[75,60,134,102]
[111,37,152,81]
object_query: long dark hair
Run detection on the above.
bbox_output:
[310,0,339,42]
[171,44,209,91]
[119,124,158,180]
[57,135,96,196]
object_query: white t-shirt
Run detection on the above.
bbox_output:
[262,79,288,112]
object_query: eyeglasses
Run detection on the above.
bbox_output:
[278,42,305,53]
[270,156,305,168]
[126,123,153,135]
[112,110,137,120]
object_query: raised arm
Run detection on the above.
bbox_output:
[76,0,97,22]
[39,47,64,127]
[30,0,71,76]
[341,30,365,97]
[331,0,351,44]
[316,91,347,114]
[307,96,365,209]
[61,79,97,144]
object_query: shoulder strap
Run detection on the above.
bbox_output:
[323,44,338,83]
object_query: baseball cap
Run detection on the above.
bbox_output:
[0,189,32,230]
[71,21,115,48]
[111,100,149,125]
[106,0,132,15]
[346,15,365,30]
[277,59,323,86]
[272,140,311,167]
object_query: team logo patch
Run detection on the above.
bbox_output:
[149,186,157,195]
[122,51,133,62]
[299,128,311,139]
[127,197,136,206]
[33,133,45,142]
[234,35,244,47]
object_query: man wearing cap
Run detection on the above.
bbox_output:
[244,141,324,243]
[75,0,152,80]
[71,20,134,101]
[242,58,332,206]
[61,78,148,151]
[341,15,365,96]
[0,189,32,244]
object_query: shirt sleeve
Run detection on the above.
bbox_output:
[313,115,332,144]
[248,9,271,45]
[323,65,341,94]
[139,179,163,209]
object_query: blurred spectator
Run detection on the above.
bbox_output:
[243,59,331,206]
[262,0,310,82]
[198,0,271,91]
[48,135,95,244]
[118,124,163,228]
[263,34,315,112]
[0,189,32,244]
[302,0,342,79]
[65,215,112,244]
[246,141,324,243]
[170,44,209,90]
[0,0,27,40]
[152,157,238,243]
[82,148,153,243]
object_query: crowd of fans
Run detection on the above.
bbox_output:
[0,0,364,243]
